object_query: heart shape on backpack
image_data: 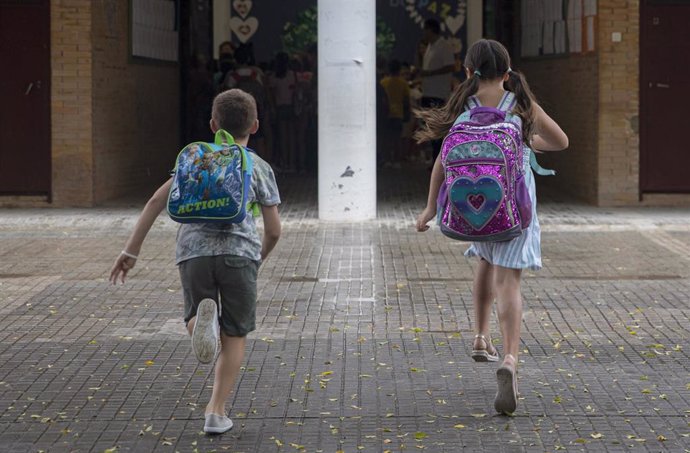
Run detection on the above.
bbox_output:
[449,176,503,230]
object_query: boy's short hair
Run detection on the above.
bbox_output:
[212,89,257,139]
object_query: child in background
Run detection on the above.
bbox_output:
[380,59,411,168]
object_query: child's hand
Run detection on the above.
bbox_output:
[416,207,436,232]
[109,253,137,285]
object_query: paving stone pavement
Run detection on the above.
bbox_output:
[0,169,689,453]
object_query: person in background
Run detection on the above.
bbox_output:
[380,59,410,168]
[268,52,298,173]
[214,41,236,94]
[223,43,268,160]
[419,19,455,165]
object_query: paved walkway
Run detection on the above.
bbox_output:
[0,169,689,452]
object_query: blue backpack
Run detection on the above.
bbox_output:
[167,130,255,223]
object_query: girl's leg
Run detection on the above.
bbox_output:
[492,265,522,414]
[472,259,497,355]
[205,334,246,415]
[493,266,523,362]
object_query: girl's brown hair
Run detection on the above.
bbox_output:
[414,39,538,144]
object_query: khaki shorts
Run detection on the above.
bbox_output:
[179,255,260,337]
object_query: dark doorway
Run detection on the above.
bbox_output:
[640,0,690,193]
[483,0,518,57]
[0,0,51,196]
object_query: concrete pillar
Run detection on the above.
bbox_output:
[212,0,231,59]
[317,0,376,221]
[467,0,483,46]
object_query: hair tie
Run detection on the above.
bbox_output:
[473,69,482,77]
[507,67,513,74]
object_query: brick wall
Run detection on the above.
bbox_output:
[51,0,94,206]
[50,0,180,207]
[91,0,180,203]
[520,55,599,204]
[597,0,639,205]
[517,0,640,206]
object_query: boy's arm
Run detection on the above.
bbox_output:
[260,205,281,261]
[109,178,173,284]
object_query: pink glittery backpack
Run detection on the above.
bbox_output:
[436,92,532,242]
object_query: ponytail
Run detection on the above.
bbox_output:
[505,69,538,143]
[413,74,480,143]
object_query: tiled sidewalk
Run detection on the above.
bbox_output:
[0,171,688,452]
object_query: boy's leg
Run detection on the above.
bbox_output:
[180,257,220,356]
[210,255,259,416]
[206,334,246,415]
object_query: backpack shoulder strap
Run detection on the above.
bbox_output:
[452,110,472,127]
[241,144,254,175]
[498,91,517,113]
[239,147,261,216]
[453,96,479,126]
[466,95,481,109]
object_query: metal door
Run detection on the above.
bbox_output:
[0,0,51,195]
[640,1,690,192]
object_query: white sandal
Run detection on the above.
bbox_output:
[471,334,500,362]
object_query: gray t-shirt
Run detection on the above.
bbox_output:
[175,153,280,264]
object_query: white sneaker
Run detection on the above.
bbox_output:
[192,298,220,364]
[204,413,233,434]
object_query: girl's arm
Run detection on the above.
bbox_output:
[416,154,444,232]
[109,178,173,284]
[531,103,569,151]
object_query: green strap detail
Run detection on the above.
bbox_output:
[239,145,250,172]
[247,201,260,217]
[214,129,235,146]
[530,149,556,176]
